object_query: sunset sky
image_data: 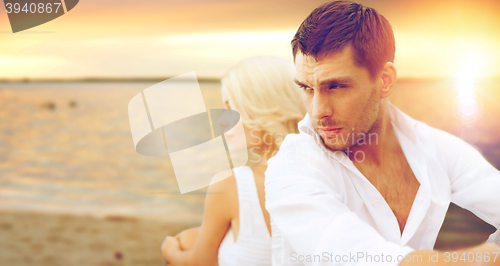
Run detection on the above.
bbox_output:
[0,0,499,79]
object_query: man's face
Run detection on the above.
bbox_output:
[295,45,382,151]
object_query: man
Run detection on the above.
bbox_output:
[264,1,500,265]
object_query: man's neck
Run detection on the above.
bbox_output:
[348,99,396,165]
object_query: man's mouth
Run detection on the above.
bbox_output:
[317,127,342,137]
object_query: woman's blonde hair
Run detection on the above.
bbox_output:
[221,56,306,159]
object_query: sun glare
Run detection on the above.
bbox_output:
[454,50,486,126]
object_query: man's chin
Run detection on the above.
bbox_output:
[320,136,351,152]
[325,144,349,152]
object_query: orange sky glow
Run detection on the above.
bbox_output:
[0,0,499,79]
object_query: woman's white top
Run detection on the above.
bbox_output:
[218,166,272,265]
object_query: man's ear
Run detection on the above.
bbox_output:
[379,62,397,99]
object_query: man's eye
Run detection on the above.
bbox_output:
[329,85,345,90]
[300,85,313,91]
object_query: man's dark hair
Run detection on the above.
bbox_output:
[292,1,395,79]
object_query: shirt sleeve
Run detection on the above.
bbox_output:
[265,158,414,266]
[446,133,500,229]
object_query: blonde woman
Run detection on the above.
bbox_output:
[161,56,306,265]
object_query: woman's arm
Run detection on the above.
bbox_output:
[176,227,200,251]
[161,175,238,266]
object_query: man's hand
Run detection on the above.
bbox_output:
[487,230,500,245]
[400,242,500,265]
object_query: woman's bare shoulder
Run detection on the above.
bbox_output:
[206,172,239,215]
[196,172,239,223]
[208,172,237,195]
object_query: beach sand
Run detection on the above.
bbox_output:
[0,209,199,266]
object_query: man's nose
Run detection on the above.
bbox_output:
[311,91,333,120]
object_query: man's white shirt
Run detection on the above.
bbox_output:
[265,103,500,266]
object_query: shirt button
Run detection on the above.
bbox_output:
[373,200,381,207]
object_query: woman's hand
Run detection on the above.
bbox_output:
[161,236,181,265]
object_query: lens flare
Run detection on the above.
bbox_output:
[453,51,484,126]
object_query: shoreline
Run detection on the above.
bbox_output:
[0,204,203,224]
